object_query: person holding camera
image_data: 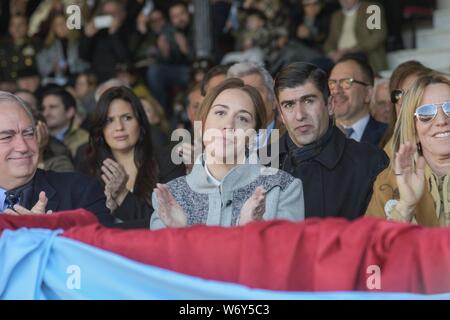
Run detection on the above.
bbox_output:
[79,0,129,83]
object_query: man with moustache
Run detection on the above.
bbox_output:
[272,62,388,219]
[329,56,387,146]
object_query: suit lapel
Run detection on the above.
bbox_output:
[361,116,373,143]
[361,116,385,145]
[33,170,58,211]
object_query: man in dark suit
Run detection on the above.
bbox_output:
[0,91,112,225]
[360,114,388,146]
[272,62,388,220]
[329,56,387,146]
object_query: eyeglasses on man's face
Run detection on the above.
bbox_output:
[414,100,450,122]
[328,78,369,90]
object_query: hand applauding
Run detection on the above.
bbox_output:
[154,183,187,227]
[101,159,129,211]
[239,186,266,225]
[5,191,52,215]
[394,142,426,220]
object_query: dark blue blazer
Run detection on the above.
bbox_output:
[361,116,387,146]
[25,169,113,226]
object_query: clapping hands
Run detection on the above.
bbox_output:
[101,159,129,211]
[154,183,187,227]
[394,142,426,219]
[4,191,52,215]
[239,186,266,225]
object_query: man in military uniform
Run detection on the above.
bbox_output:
[0,15,40,88]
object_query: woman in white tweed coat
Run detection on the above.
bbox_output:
[150,78,304,229]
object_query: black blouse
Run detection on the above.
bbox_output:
[112,145,186,229]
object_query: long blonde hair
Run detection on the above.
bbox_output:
[392,71,450,169]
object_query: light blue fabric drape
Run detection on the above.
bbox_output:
[1,228,449,300]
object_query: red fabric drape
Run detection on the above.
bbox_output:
[0,209,98,230]
[1,210,450,293]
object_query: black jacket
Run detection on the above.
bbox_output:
[112,146,186,228]
[361,116,387,146]
[22,169,112,225]
[274,125,389,220]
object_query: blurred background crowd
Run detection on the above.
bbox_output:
[0,0,437,147]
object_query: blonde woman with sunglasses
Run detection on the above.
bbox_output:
[366,72,450,226]
[378,60,431,156]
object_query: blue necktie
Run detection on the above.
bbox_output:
[345,127,354,138]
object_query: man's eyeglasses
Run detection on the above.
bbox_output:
[414,100,450,122]
[328,78,369,90]
[391,89,405,104]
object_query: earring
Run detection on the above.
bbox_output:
[417,143,423,155]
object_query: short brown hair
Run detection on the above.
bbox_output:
[389,61,431,94]
[197,78,267,133]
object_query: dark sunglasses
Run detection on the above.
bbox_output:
[390,89,405,104]
[414,100,450,122]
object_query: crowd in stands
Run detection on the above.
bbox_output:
[0,0,448,230]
